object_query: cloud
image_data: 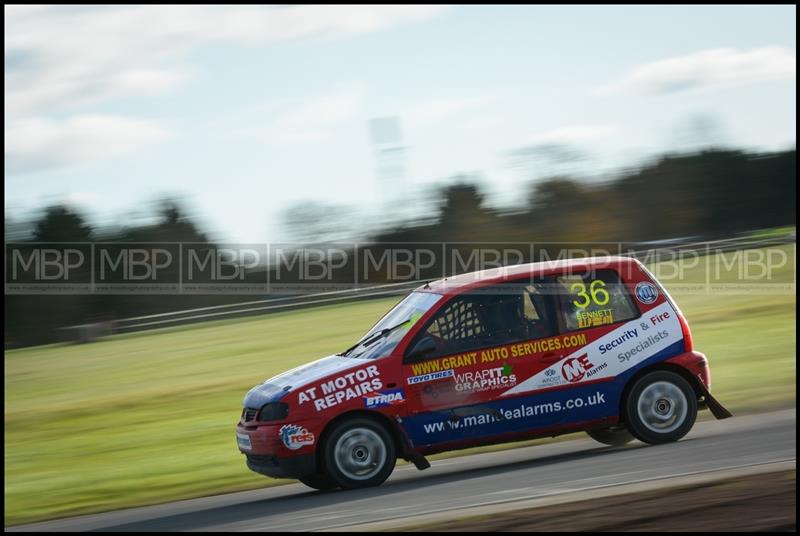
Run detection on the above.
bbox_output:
[268,85,365,144]
[4,115,171,174]
[406,95,499,127]
[4,5,447,171]
[526,124,619,144]
[218,84,365,145]
[62,192,103,207]
[4,5,447,117]
[602,46,796,95]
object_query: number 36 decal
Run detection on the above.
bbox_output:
[570,279,610,309]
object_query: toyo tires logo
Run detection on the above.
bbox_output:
[279,424,315,450]
[561,354,595,383]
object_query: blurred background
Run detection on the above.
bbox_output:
[4,4,796,528]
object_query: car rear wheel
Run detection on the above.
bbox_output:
[322,417,396,489]
[586,427,635,446]
[625,371,697,444]
[298,472,339,491]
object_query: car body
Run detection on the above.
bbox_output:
[236,256,731,490]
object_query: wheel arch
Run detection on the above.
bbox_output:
[619,362,705,424]
[316,410,405,470]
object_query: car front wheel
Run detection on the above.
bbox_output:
[322,417,396,489]
[625,371,697,444]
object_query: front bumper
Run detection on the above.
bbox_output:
[245,452,316,478]
[236,422,317,479]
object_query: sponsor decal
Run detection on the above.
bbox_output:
[410,352,477,377]
[245,354,365,408]
[279,424,315,450]
[504,334,588,360]
[502,302,683,397]
[586,361,608,378]
[541,367,563,386]
[420,390,608,435]
[408,369,455,385]
[364,388,405,409]
[635,281,659,304]
[617,331,668,363]
[576,308,614,328]
[561,354,594,383]
[409,334,588,376]
[649,311,671,325]
[455,366,517,393]
[598,329,639,355]
[297,365,383,411]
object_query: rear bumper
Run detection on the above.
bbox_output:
[665,350,732,420]
[666,350,711,390]
[244,452,316,478]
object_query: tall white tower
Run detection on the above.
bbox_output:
[368,117,407,224]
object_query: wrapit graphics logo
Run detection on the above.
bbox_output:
[455,365,516,392]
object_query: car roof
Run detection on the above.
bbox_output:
[416,256,642,296]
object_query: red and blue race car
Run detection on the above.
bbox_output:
[236,256,731,490]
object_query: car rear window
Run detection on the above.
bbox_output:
[550,269,639,332]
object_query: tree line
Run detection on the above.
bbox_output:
[5,147,796,347]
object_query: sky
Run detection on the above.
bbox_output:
[4,5,797,243]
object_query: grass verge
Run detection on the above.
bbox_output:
[5,244,795,525]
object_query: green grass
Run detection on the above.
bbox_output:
[645,244,796,409]
[742,225,795,240]
[4,245,796,525]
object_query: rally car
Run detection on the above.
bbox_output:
[236,256,731,490]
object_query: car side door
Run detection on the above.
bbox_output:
[400,279,560,446]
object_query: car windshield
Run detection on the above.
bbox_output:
[345,291,442,360]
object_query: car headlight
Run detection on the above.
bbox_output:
[258,402,289,422]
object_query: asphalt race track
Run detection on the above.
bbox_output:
[8,409,796,532]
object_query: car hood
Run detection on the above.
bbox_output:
[242,354,365,408]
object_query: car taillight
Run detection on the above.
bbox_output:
[678,313,694,352]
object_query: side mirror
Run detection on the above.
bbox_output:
[406,336,437,361]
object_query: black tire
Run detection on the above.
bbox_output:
[586,427,635,446]
[625,371,697,444]
[298,472,339,491]
[322,417,396,489]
